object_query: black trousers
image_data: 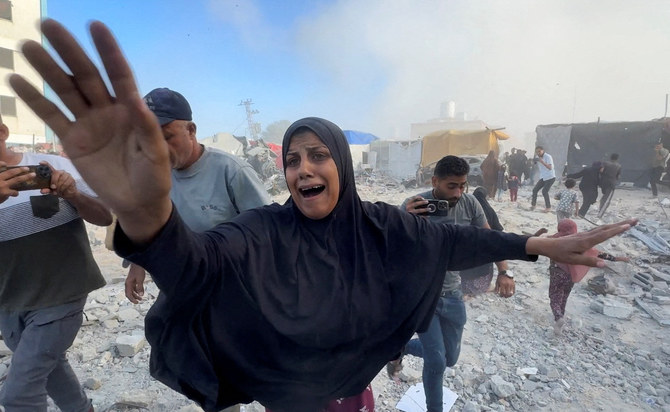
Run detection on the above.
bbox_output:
[579,187,598,217]
[532,178,555,208]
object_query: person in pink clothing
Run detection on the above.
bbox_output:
[547,219,629,335]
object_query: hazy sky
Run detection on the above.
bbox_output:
[46,0,670,148]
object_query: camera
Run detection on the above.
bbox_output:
[417,199,451,216]
[0,164,52,191]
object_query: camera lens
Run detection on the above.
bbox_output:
[36,165,52,179]
[426,203,436,213]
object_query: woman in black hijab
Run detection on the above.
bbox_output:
[12,20,638,412]
[473,187,504,231]
[119,118,537,411]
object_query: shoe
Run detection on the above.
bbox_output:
[543,208,551,213]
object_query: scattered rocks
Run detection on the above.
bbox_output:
[28,186,670,412]
[115,335,146,357]
[590,297,635,319]
[83,378,102,390]
[490,375,516,398]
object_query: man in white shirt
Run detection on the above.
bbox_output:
[530,146,556,212]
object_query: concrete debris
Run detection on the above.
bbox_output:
[83,377,102,390]
[588,274,616,295]
[117,308,140,322]
[632,272,655,291]
[635,298,670,326]
[115,335,146,357]
[590,297,635,319]
[489,375,516,398]
[627,227,670,255]
[516,367,538,377]
[22,184,670,412]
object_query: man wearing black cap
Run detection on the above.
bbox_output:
[125,88,270,412]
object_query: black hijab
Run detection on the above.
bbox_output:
[126,117,532,412]
[473,187,504,231]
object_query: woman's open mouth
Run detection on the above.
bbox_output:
[299,185,326,198]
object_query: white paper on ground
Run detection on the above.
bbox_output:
[396,383,458,412]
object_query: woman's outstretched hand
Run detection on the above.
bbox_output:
[526,219,637,266]
[10,20,172,244]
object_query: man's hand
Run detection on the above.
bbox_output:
[9,19,172,244]
[125,263,146,304]
[39,161,77,200]
[495,274,515,298]
[526,219,638,266]
[0,162,34,203]
[405,196,429,215]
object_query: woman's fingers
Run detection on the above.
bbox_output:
[89,21,138,105]
[21,40,89,117]
[582,220,636,246]
[9,75,72,138]
[41,19,113,109]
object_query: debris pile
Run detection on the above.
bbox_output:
[0,185,668,412]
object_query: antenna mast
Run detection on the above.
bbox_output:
[239,99,261,140]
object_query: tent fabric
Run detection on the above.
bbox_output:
[567,122,669,185]
[419,129,510,168]
[343,130,379,145]
[536,120,670,186]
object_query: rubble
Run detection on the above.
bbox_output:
[0,184,665,412]
[590,297,635,319]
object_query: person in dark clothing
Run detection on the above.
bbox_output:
[599,153,621,213]
[567,162,604,217]
[651,142,669,197]
[473,187,503,231]
[480,150,500,199]
[11,18,638,412]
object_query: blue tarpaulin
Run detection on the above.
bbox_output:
[343,130,379,145]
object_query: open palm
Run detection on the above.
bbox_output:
[10,20,172,242]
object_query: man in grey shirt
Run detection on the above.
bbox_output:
[125,88,270,412]
[391,155,513,412]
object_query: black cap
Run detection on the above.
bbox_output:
[143,88,192,126]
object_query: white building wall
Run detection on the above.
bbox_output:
[0,0,46,144]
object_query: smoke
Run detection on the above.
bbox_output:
[293,0,670,145]
[207,0,670,147]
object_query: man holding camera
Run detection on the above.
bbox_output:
[0,116,110,412]
[530,146,556,212]
[392,155,512,412]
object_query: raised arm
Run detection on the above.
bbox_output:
[526,219,636,266]
[10,20,171,245]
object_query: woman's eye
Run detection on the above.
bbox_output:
[286,158,299,167]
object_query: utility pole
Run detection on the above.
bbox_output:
[239,99,261,141]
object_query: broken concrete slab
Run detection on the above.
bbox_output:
[635,298,670,326]
[590,297,635,319]
[115,335,146,357]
